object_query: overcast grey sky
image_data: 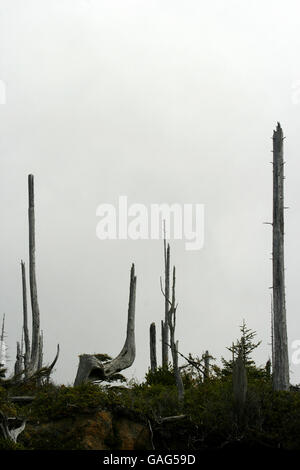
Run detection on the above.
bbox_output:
[1,0,300,385]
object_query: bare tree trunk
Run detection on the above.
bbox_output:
[36,332,44,385]
[0,314,6,372]
[162,235,170,367]
[161,320,166,368]
[74,264,137,385]
[203,350,210,381]
[14,342,23,377]
[272,123,289,391]
[21,260,31,376]
[150,322,157,372]
[168,267,184,403]
[28,174,41,375]
[233,350,247,426]
[38,331,43,371]
[271,294,275,374]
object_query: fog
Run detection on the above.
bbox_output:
[1,0,300,385]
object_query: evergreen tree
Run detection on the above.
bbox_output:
[222,320,261,374]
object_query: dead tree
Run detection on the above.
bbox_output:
[150,322,157,372]
[272,123,289,391]
[161,229,170,368]
[271,294,275,373]
[161,262,184,403]
[14,342,23,377]
[0,314,6,373]
[38,331,43,371]
[21,260,30,375]
[232,349,248,426]
[168,267,184,402]
[74,264,137,385]
[27,174,41,376]
[0,410,26,443]
[203,350,210,381]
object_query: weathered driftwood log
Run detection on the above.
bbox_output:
[74,264,137,386]
[8,396,35,403]
[157,414,187,424]
[0,410,26,443]
[272,123,289,391]
[150,322,157,372]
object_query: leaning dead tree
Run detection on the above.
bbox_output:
[272,123,289,391]
[74,264,137,385]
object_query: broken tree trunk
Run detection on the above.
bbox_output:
[28,174,41,376]
[272,123,289,391]
[150,322,157,372]
[74,264,137,385]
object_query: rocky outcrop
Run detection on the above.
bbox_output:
[21,409,151,450]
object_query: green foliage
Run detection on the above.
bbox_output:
[222,320,261,374]
[145,365,175,386]
[2,326,300,450]
[28,383,110,422]
[0,437,25,450]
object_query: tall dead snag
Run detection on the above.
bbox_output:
[150,322,157,372]
[28,174,41,376]
[270,294,275,373]
[74,264,137,385]
[21,260,30,375]
[167,267,184,403]
[272,123,290,391]
[162,232,170,367]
